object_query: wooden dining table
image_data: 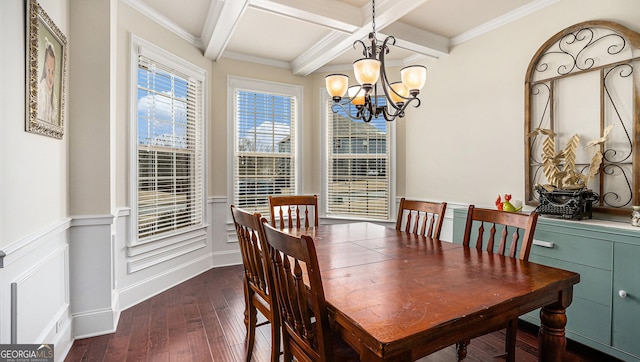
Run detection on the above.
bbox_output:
[282,222,580,362]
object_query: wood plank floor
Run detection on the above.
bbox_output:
[65,265,621,361]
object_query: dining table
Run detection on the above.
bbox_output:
[281,221,580,362]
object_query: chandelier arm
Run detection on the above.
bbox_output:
[380,35,395,54]
[353,39,369,57]
[330,100,377,123]
[381,107,398,122]
[330,102,365,122]
[379,67,399,110]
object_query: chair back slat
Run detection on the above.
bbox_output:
[395,198,447,239]
[269,195,319,229]
[462,205,539,261]
[261,219,333,362]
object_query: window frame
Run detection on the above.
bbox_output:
[129,35,207,246]
[227,76,303,216]
[321,91,396,222]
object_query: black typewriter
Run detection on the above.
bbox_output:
[534,186,599,220]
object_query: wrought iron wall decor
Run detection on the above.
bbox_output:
[525,21,640,215]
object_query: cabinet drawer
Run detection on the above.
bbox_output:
[531,229,613,270]
[528,255,612,306]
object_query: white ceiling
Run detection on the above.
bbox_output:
[123,0,558,75]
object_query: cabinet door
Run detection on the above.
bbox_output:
[612,242,640,358]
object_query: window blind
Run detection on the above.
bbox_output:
[325,100,390,219]
[233,90,297,215]
[136,53,204,240]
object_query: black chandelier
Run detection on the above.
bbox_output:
[325,0,427,123]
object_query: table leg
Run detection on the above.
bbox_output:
[538,303,567,362]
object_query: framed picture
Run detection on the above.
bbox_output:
[25,0,67,139]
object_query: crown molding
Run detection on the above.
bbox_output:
[222,50,292,70]
[451,0,559,46]
[121,0,200,48]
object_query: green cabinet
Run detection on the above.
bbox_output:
[612,242,640,357]
[452,208,640,361]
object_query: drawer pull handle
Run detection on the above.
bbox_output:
[619,290,628,299]
[533,239,554,248]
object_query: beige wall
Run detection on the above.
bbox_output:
[402,0,640,208]
[0,0,70,247]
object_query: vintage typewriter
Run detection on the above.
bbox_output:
[534,186,599,220]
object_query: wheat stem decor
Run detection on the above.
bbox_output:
[529,125,613,190]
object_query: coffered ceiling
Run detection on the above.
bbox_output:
[122,0,557,75]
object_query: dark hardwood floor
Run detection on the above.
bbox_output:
[65,265,620,361]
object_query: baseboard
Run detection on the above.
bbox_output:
[117,253,215,311]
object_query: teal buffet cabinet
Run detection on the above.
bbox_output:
[452,208,640,361]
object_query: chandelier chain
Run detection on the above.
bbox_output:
[372,0,376,36]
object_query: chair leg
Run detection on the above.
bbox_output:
[456,339,469,361]
[282,333,293,362]
[505,319,518,362]
[242,278,250,329]
[245,298,258,362]
[269,315,281,362]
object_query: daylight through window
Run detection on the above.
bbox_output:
[134,41,205,241]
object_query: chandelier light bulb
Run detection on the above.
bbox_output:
[401,65,427,94]
[388,82,409,104]
[325,74,349,100]
[348,86,366,106]
[353,58,381,87]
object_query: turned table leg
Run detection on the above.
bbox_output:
[538,302,568,362]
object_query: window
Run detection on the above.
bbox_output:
[324,97,393,220]
[131,36,205,242]
[229,77,301,215]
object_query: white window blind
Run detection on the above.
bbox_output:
[233,88,297,215]
[325,100,390,219]
[134,46,204,241]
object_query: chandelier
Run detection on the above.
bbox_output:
[325,0,427,123]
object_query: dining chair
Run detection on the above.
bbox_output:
[260,219,359,362]
[456,205,539,362]
[230,205,280,362]
[268,194,319,229]
[395,198,447,239]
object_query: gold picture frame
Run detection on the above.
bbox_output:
[25,0,67,139]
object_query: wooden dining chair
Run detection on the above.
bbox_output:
[230,205,280,362]
[395,198,447,239]
[260,219,359,362]
[268,194,319,229]
[456,205,539,362]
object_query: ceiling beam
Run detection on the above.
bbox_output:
[380,22,449,59]
[291,0,431,76]
[201,0,251,61]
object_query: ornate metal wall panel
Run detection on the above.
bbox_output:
[525,21,640,214]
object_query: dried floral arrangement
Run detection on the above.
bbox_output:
[529,125,613,191]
